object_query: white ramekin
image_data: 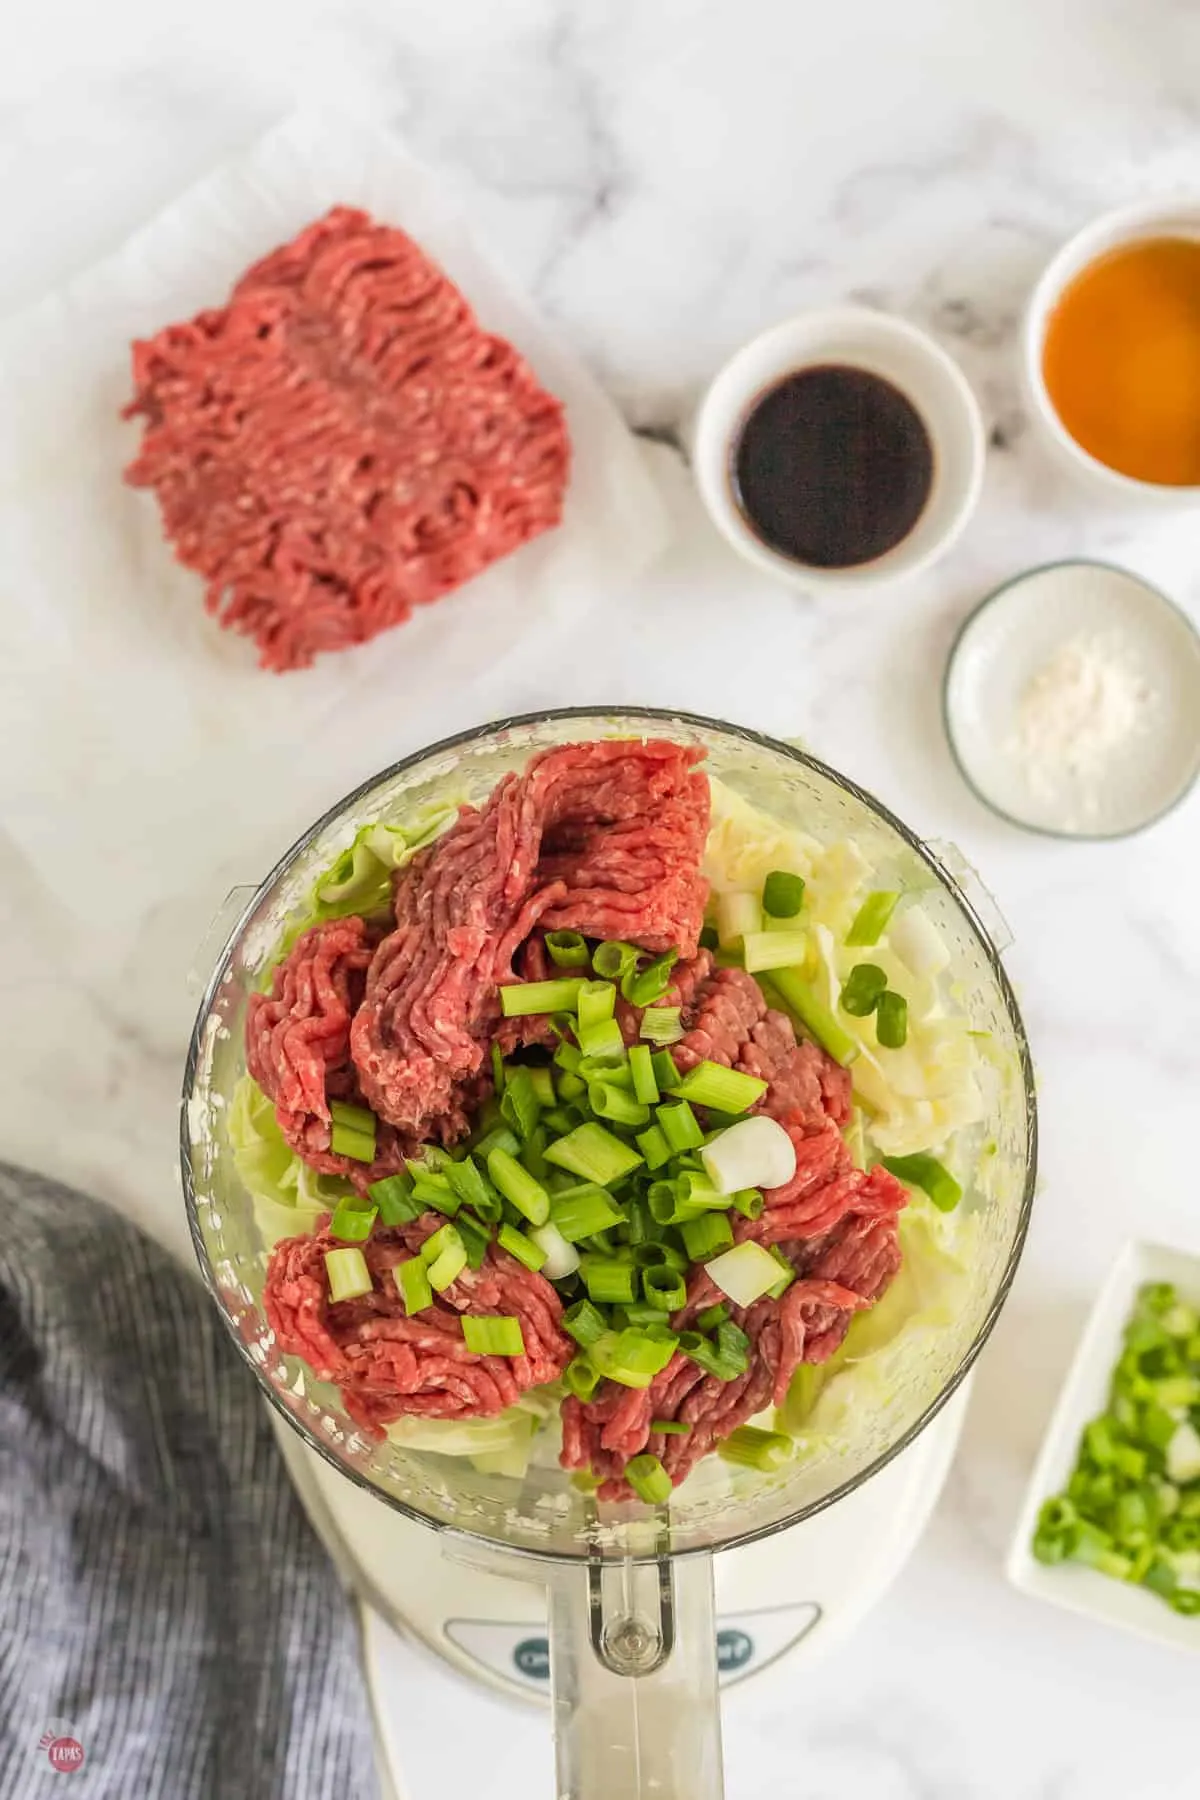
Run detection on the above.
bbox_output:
[691,306,984,594]
[1023,197,1200,503]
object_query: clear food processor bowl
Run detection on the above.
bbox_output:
[182,708,1037,1800]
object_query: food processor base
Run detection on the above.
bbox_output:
[273,1384,968,1795]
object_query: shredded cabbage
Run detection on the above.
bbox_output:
[228,1075,350,1251]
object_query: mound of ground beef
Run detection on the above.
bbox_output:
[255,739,910,1486]
[123,206,570,672]
[266,1215,572,1436]
[351,739,709,1137]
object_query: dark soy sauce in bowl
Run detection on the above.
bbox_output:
[731,364,935,569]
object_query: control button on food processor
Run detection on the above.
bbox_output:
[513,1637,551,1680]
[715,1629,753,1672]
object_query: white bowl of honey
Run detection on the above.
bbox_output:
[1025,198,1200,499]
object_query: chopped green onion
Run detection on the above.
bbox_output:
[551,1183,626,1243]
[623,951,679,1009]
[456,1212,492,1270]
[703,1239,785,1307]
[1169,1589,1200,1616]
[546,930,589,968]
[592,941,640,981]
[640,1006,684,1046]
[670,1061,767,1115]
[545,1122,643,1186]
[521,1126,550,1185]
[396,1257,433,1315]
[445,1155,496,1217]
[729,1188,764,1221]
[329,1198,378,1242]
[529,1066,556,1108]
[716,1319,751,1373]
[677,1330,739,1381]
[565,1355,602,1401]
[580,1256,639,1307]
[846,890,901,947]
[411,1172,461,1217]
[497,1222,547,1272]
[765,1244,795,1299]
[642,1265,688,1312]
[635,1123,672,1171]
[681,1212,734,1261]
[696,1302,729,1333]
[591,1326,678,1387]
[554,1039,583,1075]
[421,1223,468,1292]
[588,1080,651,1128]
[491,1041,506,1095]
[499,979,585,1017]
[551,1081,585,1111]
[715,891,762,947]
[486,1148,550,1227]
[628,1044,660,1106]
[577,980,617,1035]
[719,1426,795,1472]
[500,1067,543,1140]
[742,929,810,974]
[762,871,806,919]
[839,962,888,1017]
[324,1247,372,1303]
[650,1419,692,1436]
[330,1121,377,1162]
[473,1124,521,1161]
[767,968,860,1066]
[880,1153,962,1213]
[562,1298,608,1349]
[647,1183,683,1227]
[330,1100,376,1134]
[368,1173,423,1226]
[651,1049,682,1090]
[462,1315,525,1357]
[576,1016,625,1062]
[674,1171,728,1209]
[657,1100,704,1153]
[876,990,909,1049]
[626,1453,673,1505]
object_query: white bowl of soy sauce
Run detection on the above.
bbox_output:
[692,307,985,591]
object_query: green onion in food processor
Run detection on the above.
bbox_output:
[545,930,590,968]
[545,1122,643,1185]
[592,940,640,981]
[497,1223,547,1272]
[741,930,810,974]
[462,1316,525,1358]
[324,1247,373,1303]
[875,989,909,1048]
[580,1256,639,1307]
[846,890,901,946]
[550,1183,626,1242]
[626,1454,674,1504]
[762,870,806,919]
[623,951,679,1008]
[670,1061,768,1115]
[368,1173,423,1226]
[329,1199,378,1242]
[587,1081,651,1128]
[562,1298,608,1349]
[642,1265,688,1312]
[499,979,585,1016]
[640,1006,684,1046]
[486,1148,550,1226]
[881,1153,961,1212]
[839,962,887,1017]
[396,1257,433,1315]
[719,1426,795,1472]
[656,1100,704,1154]
[680,1212,734,1261]
[651,1420,691,1435]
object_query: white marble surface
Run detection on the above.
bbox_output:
[3,3,1200,1795]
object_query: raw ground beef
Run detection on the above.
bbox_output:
[252,739,910,1486]
[265,1216,572,1437]
[123,206,570,671]
[351,739,708,1136]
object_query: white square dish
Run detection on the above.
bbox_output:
[1006,1239,1200,1654]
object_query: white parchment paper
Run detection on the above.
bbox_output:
[0,111,667,934]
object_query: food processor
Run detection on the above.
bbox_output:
[182,708,1037,1800]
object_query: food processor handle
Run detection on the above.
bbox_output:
[546,1551,725,1800]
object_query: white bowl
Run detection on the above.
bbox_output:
[691,307,985,593]
[1007,1240,1200,1654]
[1023,197,1200,501]
[943,560,1200,839]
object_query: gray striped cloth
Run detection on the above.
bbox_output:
[0,1163,381,1800]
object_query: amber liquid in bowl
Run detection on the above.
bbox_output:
[1042,236,1200,486]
